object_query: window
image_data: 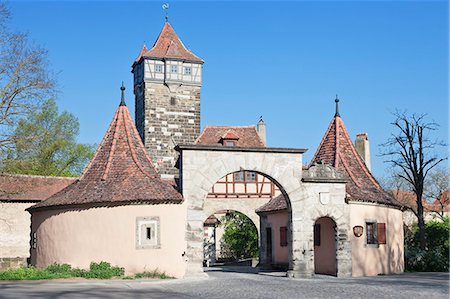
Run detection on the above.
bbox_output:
[184,67,192,75]
[171,65,178,73]
[136,217,160,249]
[280,226,288,247]
[31,232,37,249]
[314,224,321,246]
[170,97,176,106]
[245,171,257,182]
[366,222,378,245]
[225,140,236,147]
[155,64,163,73]
[233,171,244,182]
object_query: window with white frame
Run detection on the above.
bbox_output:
[170,65,178,73]
[136,217,160,249]
[155,64,163,73]
[184,67,192,75]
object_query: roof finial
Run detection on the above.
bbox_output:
[162,3,169,22]
[120,82,126,106]
[334,94,340,117]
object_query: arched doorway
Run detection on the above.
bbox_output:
[203,210,259,267]
[314,217,337,276]
[202,170,288,269]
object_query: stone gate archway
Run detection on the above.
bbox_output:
[177,145,306,277]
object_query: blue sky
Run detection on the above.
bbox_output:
[7,0,449,179]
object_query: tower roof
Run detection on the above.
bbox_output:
[29,91,183,211]
[310,107,399,207]
[136,22,203,64]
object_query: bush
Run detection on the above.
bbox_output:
[0,261,124,280]
[133,270,172,279]
[405,217,450,272]
[219,211,259,260]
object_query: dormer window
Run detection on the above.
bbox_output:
[225,140,236,147]
[155,64,163,73]
[220,130,240,147]
[171,65,178,73]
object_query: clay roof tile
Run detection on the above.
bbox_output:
[29,99,183,211]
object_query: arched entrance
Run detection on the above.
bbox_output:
[314,217,337,276]
[203,210,259,267]
[202,170,287,269]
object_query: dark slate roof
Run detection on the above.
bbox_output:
[256,194,288,214]
[310,114,400,207]
[0,174,76,202]
[204,215,220,226]
[29,101,183,211]
[195,126,265,148]
[135,22,203,64]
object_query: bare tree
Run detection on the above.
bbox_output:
[425,168,449,220]
[0,2,55,150]
[382,112,447,250]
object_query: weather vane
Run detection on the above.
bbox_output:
[162,3,169,22]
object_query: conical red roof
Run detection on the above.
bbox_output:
[137,22,203,63]
[29,98,183,211]
[310,114,398,206]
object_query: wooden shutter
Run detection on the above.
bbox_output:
[280,226,288,247]
[377,223,386,244]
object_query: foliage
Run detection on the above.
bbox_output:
[381,112,447,249]
[405,217,450,272]
[133,270,172,279]
[0,262,124,280]
[425,168,450,220]
[0,99,95,176]
[219,211,258,260]
[0,3,55,150]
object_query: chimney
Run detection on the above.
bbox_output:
[355,133,371,171]
[256,116,266,146]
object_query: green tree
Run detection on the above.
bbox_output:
[1,99,94,176]
[220,211,258,260]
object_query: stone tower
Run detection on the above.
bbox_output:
[132,22,203,178]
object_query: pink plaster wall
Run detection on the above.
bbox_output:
[350,203,404,277]
[314,217,336,275]
[30,203,187,278]
[265,211,289,264]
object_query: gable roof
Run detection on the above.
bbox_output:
[0,174,76,202]
[310,112,399,207]
[195,126,265,148]
[29,98,183,211]
[256,194,288,214]
[136,22,203,64]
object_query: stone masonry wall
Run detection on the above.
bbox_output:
[135,82,200,178]
[0,202,34,269]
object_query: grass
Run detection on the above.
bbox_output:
[0,262,173,281]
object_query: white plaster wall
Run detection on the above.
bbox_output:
[0,202,34,259]
[31,203,187,278]
[349,203,404,277]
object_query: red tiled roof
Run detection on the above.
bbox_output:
[393,190,450,213]
[137,22,203,63]
[204,215,220,226]
[256,194,288,214]
[195,126,265,148]
[222,130,240,140]
[135,43,149,62]
[0,174,76,202]
[310,114,399,207]
[29,101,183,211]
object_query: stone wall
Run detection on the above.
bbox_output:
[135,82,200,178]
[0,202,35,269]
